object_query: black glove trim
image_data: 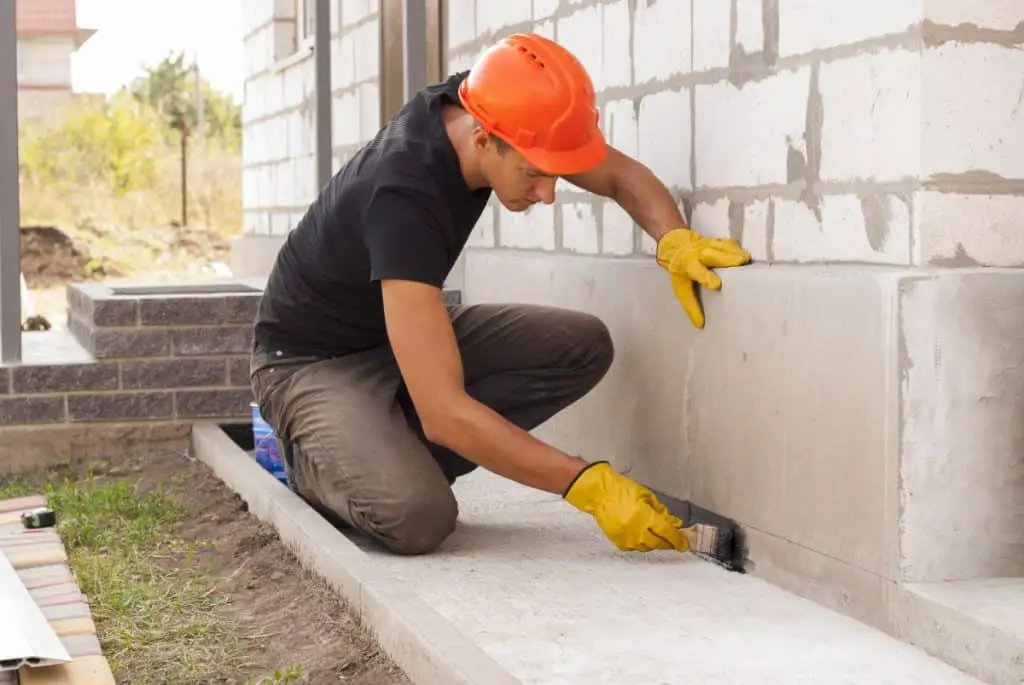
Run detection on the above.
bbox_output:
[561,460,609,498]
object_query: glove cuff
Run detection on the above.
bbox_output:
[561,460,609,499]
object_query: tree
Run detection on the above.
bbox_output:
[128,51,241,150]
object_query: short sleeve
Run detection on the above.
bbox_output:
[362,185,451,288]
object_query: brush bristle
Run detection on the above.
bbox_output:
[691,523,735,564]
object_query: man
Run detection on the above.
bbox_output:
[250,33,750,557]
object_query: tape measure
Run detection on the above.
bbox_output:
[21,507,57,529]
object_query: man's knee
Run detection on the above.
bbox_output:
[366,486,459,555]
[567,311,615,381]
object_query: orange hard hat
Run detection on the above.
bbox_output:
[458,33,607,176]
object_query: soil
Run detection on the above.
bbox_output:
[19,225,113,289]
[57,451,410,685]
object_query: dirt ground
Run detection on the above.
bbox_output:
[8,451,410,685]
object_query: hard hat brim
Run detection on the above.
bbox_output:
[514,128,609,177]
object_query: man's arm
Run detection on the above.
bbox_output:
[564,146,685,243]
[380,278,587,494]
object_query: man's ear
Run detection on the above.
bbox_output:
[470,122,491,153]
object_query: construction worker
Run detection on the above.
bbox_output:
[250,33,751,557]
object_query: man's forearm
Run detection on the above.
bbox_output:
[610,157,688,243]
[427,394,587,494]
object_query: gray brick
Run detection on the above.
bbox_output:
[227,357,252,387]
[90,298,138,327]
[0,396,65,425]
[175,388,253,418]
[0,368,9,394]
[121,359,227,390]
[224,295,262,324]
[139,297,227,326]
[172,326,253,356]
[67,392,173,422]
[443,289,462,306]
[11,363,119,394]
[90,329,171,359]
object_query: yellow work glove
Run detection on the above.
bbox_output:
[656,227,751,329]
[564,461,689,552]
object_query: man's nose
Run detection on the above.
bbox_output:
[534,178,557,205]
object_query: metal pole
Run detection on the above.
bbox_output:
[0,1,22,362]
[314,0,332,189]
[403,0,427,101]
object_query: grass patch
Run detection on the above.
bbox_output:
[0,469,298,684]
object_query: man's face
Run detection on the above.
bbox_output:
[480,137,558,212]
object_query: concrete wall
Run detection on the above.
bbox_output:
[235,0,382,276]
[448,0,1024,634]
[237,0,1024,635]
[17,36,74,88]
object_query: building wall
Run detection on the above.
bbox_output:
[17,35,75,88]
[237,0,1024,636]
[235,0,381,276]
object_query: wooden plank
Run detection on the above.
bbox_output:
[0,495,46,514]
[19,655,116,685]
[49,618,96,638]
[5,546,68,569]
[16,565,73,589]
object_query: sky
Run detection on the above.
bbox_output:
[72,0,245,102]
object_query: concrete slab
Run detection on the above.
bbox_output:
[193,423,984,685]
[898,578,1024,685]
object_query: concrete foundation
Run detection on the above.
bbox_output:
[462,250,1024,633]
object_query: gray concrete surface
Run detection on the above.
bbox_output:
[192,423,989,685]
[463,250,1024,633]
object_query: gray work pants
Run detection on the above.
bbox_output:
[250,303,614,555]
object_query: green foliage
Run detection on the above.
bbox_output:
[19,91,166,196]
[128,50,242,150]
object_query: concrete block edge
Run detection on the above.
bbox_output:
[189,422,522,685]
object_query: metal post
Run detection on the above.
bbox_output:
[314,0,332,189]
[403,0,427,101]
[0,1,22,363]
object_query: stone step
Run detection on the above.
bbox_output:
[898,578,1024,685]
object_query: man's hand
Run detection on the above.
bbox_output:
[656,228,751,329]
[563,461,689,552]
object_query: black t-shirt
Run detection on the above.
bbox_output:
[253,71,492,358]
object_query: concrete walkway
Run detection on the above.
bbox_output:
[192,424,985,685]
[347,471,982,685]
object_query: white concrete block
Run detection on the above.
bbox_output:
[477,0,532,34]
[533,0,560,21]
[693,0,731,71]
[296,155,317,204]
[555,5,603,89]
[500,204,556,250]
[638,230,657,256]
[272,21,298,64]
[638,88,691,190]
[916,193,1024,267]
[242,0,272,35]
[334,31,357,89]
[634,0,692,83]
[287,110,303,158]
[467,204,496,248]
[533,19,555,40]
[270,212,293,235]
[275,160,296,207]
[778,0,921,57]
[926,0,1024,29]
[691,198,731,240]
[603,99,638,159]
[820,48,922,182]
[359,82,381,141]
[601,0,632,89]
[922,42,1024,179]
[741,200,771,262]
[284,63,305,109]
[334,91,361,146]
[354,20,379,82]
[562,202,599,254]
[601,201,635,255]
[773,195,911,264]
[447,0,476,49]
[341,0,373,28]
[275,0,297,20]
[735,0,764,55]
[242,167,258,210]
[245,210,271,235]
[695,67,810,188]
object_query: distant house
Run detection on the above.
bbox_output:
[15,0,96,121]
